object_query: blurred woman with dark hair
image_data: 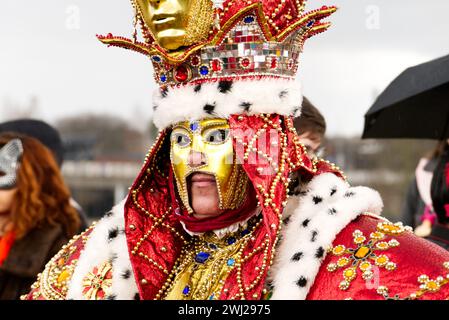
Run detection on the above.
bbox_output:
[0,133,81,300]
[428,141,449,249]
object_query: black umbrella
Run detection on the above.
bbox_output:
[362,54,449,140]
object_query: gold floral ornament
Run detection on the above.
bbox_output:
[377,262,449,300]
[327,229,400,291]
[408,262,449,300]
[82,262,113,300]
[376,221,412,236]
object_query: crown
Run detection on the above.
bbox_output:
[98,1,336,87]
[98,1,336,130]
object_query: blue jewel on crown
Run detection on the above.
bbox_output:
[199,65,210,76]
[190,121,200,132]
[307,20,316,28]
[152,55,162,63]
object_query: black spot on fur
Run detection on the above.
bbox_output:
[105,211,113,218]
[204,103,216,115]
[283,216,291,226]
[218,80,233,93]
[153,104,158,111]
[108,228,119,241]
[291,252,303,261]
[160,87,168,98]
[194,84,202,93]
[296,277,308,288]
[330,187,337,196]
[311,230,318,242]
[315,247,325,259]
[292,106,300,115]
[345,191,355,198]
[312,196,323,205]
[134,293,141,300]
[279,90,288,98]
[121,269,131,280]
[240,102,252,112]
[107,294,117,300]
[109,253,118,264]
[328,208,337,215]
[302,219,310,228]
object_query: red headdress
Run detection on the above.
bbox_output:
[99,0,343,300]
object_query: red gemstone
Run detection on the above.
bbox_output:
[174,65,190,83]
[288,59,295,70]
[211,59,222,72]
[241,58,251,68]
[191,56,200,66]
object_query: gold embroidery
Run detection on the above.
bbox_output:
[22,224,96,300]
[377,262,449,300]
[81,262,113,300]
[376,221,412,236]
[327,229,400,291]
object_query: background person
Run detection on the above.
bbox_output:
[0,119,88,230]
[427,141,449,249]
[293,97,326,159]
[0,133,81,300]
[401,141,447,237]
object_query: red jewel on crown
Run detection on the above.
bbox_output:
[267,56,278,70]
[240,57,252,69]
[174,65,191,83]
[190,55,201,67]
[211,59,223,73]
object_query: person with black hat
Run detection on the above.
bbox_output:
[0,133,82,299]
[0,119,88,230]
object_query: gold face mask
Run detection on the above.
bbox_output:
[133,0,214,51]
[170,119,248,214]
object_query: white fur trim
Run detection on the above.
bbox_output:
[152,78,302,130]
[67,199,138,300]
[270,173,383,300]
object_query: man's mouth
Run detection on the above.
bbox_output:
[188,173,216,187]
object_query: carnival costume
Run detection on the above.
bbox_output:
[24,0,449,300]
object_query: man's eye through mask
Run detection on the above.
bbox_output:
[170,119,248,214]
[0,139,24,190]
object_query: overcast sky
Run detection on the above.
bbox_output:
[1,0,448,135]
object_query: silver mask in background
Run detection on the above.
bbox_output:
[0,139,24,190]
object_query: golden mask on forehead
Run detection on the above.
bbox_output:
[170,119,249,214]
[133,0,214,51]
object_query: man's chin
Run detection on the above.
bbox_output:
[191,205,223,220]
[192,213,215,220]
